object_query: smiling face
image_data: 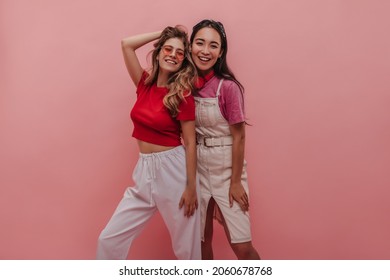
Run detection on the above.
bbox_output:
[157,38,185,74]
[191,27,223,75]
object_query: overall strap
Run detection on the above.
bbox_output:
[216,79,224,97]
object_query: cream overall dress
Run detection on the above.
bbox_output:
[195,79,252,244]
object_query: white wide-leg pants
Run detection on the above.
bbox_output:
[96,146,201,260]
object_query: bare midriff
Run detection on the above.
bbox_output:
[137,140,176,154]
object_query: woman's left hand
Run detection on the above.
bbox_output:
[179,187,198,217]
[229,182,249,211]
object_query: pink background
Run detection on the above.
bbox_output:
[1,0,390,259]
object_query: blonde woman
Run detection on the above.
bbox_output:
[97,26,200,259]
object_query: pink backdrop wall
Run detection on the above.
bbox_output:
[1,0,389,259]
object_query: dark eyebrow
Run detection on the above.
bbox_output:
[194,38,220,46]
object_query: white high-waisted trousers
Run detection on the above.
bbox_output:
[96,145,201,260]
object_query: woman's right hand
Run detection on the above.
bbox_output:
[121,31,162,86]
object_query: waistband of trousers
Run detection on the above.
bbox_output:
[139,145,184,159]
[196,135,233,147]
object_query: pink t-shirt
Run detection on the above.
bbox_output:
[195,74,245,125]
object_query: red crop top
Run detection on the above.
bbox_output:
[130,71,195,147]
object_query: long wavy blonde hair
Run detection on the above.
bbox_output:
[145,26,197,117]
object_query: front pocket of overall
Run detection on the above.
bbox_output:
[196,101,220,128]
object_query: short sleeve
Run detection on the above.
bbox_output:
[136,71,149,95]
[176,94,195,121]
[220,82,245,125]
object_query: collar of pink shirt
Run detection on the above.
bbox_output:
[195,70,215,89]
